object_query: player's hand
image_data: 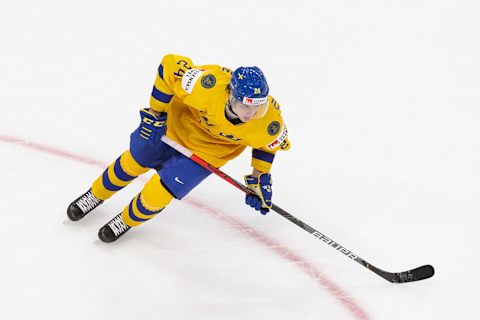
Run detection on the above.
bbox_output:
[244,173,272,215]
[138,108,167,143]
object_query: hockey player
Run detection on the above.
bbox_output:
[67,54,291,243]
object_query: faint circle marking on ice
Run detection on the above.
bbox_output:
[0,133,370,320]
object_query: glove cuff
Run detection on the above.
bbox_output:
[244,174,259,185]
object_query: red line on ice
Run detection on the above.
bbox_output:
[0,133,370,320]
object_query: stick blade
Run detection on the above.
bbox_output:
[391,264,435,283]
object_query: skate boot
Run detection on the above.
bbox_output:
[67,189,103,221]
[98,213,131,243]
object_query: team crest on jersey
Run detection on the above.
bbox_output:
[267,121,280,136]
[267,124,288,150]
[201,74,216,88]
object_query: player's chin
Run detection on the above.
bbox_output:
[240,116,254,123]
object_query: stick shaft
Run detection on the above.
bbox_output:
[161,136,364,261]
[161,135,433,283]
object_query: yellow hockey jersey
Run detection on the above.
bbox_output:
[149,54,291,172]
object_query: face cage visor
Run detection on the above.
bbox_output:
[230,95,269,120]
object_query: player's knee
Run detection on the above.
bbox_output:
[143,175,174,208]
[121,150,149,177]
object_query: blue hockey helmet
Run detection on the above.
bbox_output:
[229,66,269,106]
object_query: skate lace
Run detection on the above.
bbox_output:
[108,215,130,236]
[76,190,102,214]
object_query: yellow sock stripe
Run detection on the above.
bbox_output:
[131,194,159,221]
[107,163,131,188]
[91,175,116,200]
[121,204,140,227]
[139,193,163,211]
[120,151,149,177]
[121,176,173,227]
[91,152,145,201]
[120,195,152,227]
[121,193,160,228]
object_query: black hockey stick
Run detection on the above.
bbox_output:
[161,136,435,283]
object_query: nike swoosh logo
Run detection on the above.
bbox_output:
[174,177,184,184]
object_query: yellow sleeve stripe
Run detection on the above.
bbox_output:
[251,149,274,172]
[251,158,273,173]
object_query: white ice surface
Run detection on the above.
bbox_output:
[1,0,479,319]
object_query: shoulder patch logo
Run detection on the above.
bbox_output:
[267,124,288,150]
[267,121,280,136]
[201,74,216,89]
